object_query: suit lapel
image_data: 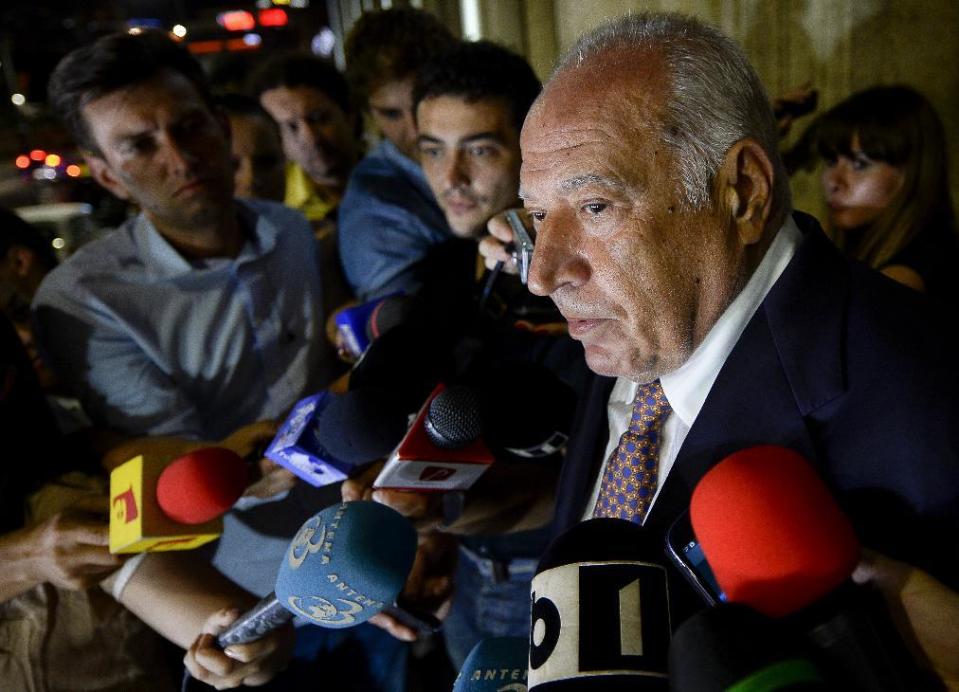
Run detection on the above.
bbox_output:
[645,216,850,535]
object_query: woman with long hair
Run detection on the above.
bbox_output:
[817,85,957,299]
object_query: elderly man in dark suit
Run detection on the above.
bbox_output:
[475,12,959,680]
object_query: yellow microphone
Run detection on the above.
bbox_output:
[109,447,248,554]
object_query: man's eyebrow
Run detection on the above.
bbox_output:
[417,134,443,145]
[560,174,626,194]
[460,132,505,145]
[520,173,626,201]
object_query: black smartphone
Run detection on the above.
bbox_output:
[664,510,726,606]
[382,597,443,637]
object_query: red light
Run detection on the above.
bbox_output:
[15,155,30,169]
[258,8,288,27]
[66,164,82,177]
[29,149,46,162]
[188,40,225,55]
[218,10,256,32]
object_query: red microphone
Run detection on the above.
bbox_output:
[156,447,249,524]
[110,447,248,553]
[690,445,859,618]
[689,445,928,691]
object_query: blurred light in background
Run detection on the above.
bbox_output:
[242,33,262,47]
[15,155,30,169]
[29,149,45,161]
[45,154,61,167]
[258,8,288,26]
[460,0,481,40]
[66,164,82,177]
[218,10,256,32]
[172,24,188,38]
[52,237,66,250]
[11,93,26,106]
[312,27,335,57]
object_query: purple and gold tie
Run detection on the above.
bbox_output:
[593,380,672,524]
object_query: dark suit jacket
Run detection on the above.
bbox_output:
[548,214,959,618]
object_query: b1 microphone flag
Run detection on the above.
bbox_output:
[110,454,223,553]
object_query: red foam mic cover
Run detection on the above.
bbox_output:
[690,445,860,618]
[155,447,248,524]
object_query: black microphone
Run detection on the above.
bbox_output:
[475,361,576,459]
[365,293,425,342]
[265,387,410,487]
[529,518,671,690]
[349,321,455,411]
[669,604,828,691]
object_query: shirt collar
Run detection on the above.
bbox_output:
[659,215,803,427]
[133,199,276,278]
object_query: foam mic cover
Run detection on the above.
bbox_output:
[454,637,529,692]
[690,445,860,618]
[366,293,425,341]
[349,321,455,411]
[155,447,248,524]
[476,361,576,458]
[690,446,926,691]
[318,388,410,463]
[217,500,417,647]
[669,604,828,691]
[530,518,670,691]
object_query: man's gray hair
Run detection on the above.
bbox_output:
[555,12,791,213]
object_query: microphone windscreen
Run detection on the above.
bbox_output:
[155,447,248,524]
[669,604,827,691]
[530,518,670,690]
[366,294,424,341]
[690,445,860,618]
[274,500,416,628]
[316,388,409,463]
[453,637,529,692]
[477,362,576,456]
[425,385,483,449]
[349,322,453,410]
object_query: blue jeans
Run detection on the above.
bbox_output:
[442,545,538,669]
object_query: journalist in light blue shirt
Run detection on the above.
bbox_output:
[338,138,452,301]
[33,199,330,441]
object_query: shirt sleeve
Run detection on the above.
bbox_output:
[32,284,206,439]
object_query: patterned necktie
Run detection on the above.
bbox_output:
[593,380,672,524]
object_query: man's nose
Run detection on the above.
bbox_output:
[162,132,199,173]
[443,151,469,188]
[527,214,586,297]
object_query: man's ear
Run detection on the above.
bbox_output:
[8,245,36,278]
[84,153,131,201]
[717,139,775,246]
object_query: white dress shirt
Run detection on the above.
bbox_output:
[582,216,803,521]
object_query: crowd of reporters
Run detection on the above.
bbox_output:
[0,6,957,692]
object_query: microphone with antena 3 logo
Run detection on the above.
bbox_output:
[216,500,418,647]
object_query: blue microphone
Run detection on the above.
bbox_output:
[217,500,417,646]
[454,637,529,691]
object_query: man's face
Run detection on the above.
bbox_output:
[228,112,285,201]
[369,77,417,160]
[82,70,235,234]
[521,50,748,383]
[259,85,355,188]
[416,96,521,238]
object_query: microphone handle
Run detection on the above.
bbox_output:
[803,585,936,691]
[217,592,294,648]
